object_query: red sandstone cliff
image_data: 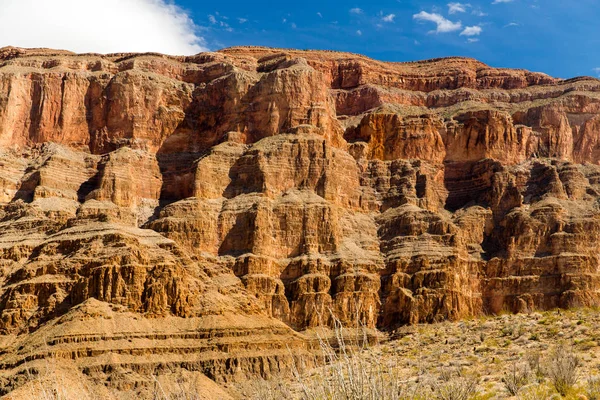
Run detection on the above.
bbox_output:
[1,45,600,397]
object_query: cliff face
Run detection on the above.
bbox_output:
[2,45,600,395]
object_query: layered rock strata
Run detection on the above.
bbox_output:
[2,45,600,396]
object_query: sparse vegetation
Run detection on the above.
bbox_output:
[431,372,479,400]
[285,316,417,400]
[502,362,531,396]
[546,343,580,396]
[518,384,555,400]
[236,309,600,399]
[586,376,600,400]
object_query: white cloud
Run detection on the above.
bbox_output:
[382,14,396,22]
[237,18,248,24]
[492,0,514,3]
[350,8,363,14]
[413,11,462,33]
[460,26,482,36]
[0,0,206,55]
[467,38,479,43]
[209,14,232,31]
[317,12,323,18]
[593,68,600,77]
[448,3,470,14]
[356,30,363,36]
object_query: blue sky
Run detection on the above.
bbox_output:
[181,0,600,79]
[0,0,599,79]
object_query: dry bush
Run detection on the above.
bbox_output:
[240,313,435,400]
[545,343,579,396]
[525,350,544,382]
[517,383,555,400]
[430,369,478,400]
[587,376,600,400]
[292,317,414,400]
[502,362,531,396]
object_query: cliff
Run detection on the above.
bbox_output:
[1,45,600,397]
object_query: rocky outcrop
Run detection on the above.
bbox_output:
[2,46,600,397]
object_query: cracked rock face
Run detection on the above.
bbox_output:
[2,45,600,395]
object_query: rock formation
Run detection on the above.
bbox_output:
[1,45,600,397]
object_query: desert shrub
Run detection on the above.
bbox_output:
[439,366,456,382]
[587,376,600,400]
[431,376,478,400]
[502,362,531,396]
[517,383,556,400]
[545,343,579,396]
[430,368,478,400]
[526,350,545,382]
[292,317,413,400]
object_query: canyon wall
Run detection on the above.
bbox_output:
[1,45,600,395]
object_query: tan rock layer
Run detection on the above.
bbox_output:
[2,46,600,396]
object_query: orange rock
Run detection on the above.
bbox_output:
[2,46,600,395]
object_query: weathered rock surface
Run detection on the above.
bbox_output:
[2,45,600,397]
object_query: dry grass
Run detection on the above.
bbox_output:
[546,343,580,396]
[502,362,531,396]
[586,376,600,400]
